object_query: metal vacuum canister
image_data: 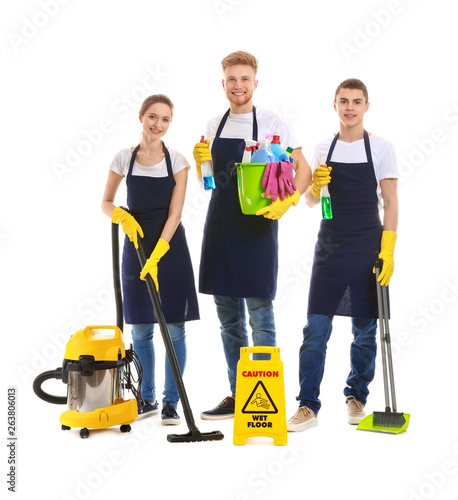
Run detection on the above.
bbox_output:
[67,367,124,412]
[61,326,127,412]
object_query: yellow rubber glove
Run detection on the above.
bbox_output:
[256,189,300,220]
[111,207,144,249]
[310,165,332,198]
[192,139,211,177]
[140,238,170,291]
[375,230,397,286]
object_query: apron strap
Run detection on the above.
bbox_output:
[163,142,173,178]
[127,144,140,180]
[363,130,373,166]
[252,106,258,141]
[325,130,372,165]
[325,133,339,164]
[214,106,258,141]
[127,142,173,179]
[215,109,230,140]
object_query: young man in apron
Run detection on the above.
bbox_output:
[288,79,399,431]
[193,51,311,420]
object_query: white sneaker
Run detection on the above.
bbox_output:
[287,406,318,432]
[346,396,365,425]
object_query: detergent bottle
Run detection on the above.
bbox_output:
[200,136,216,190]
[250,138,275,163]
[286,146,294,163]
[270,135,289,162]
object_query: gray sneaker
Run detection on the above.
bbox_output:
[287,406,318,432]
[346,396,365,424]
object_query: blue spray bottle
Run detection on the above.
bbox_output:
[200,136,216,190]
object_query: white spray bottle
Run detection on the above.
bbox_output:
[241,139,259,163]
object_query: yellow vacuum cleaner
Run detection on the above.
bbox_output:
[33,224,144,438]
[33,325,141,438]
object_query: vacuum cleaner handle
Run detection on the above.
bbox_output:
[33,368,67,405]
[120,208,223,442]
[135,238,199,432]
[112,220,124,333]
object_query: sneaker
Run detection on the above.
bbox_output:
[200,396,235,420]
[137,401,159,420]
[287,406,318,432]
[161,402,181,426]
[346,395,365,425]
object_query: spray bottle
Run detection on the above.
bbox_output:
[242,139,259,163]
[320,164,333,219]
[250,138,275,163]
[200,136,216,190]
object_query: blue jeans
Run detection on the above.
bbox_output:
[131,322,186,408]
[214,295,276,396]
[297,314,377,414]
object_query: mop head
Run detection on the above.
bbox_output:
[357,411,410,434]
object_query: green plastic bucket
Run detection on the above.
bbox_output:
[236,163,271,215]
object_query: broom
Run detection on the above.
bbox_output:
[357,253,410,433]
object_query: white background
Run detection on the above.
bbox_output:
[2,0,458,499]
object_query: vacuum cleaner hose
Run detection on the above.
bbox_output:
[33,368,67,405]
[112,221,124,332]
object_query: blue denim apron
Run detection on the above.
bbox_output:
[308,131,384,319]
[122,143,199,324]
[199,107,279,300]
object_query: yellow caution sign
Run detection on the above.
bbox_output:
[233,346,287,446]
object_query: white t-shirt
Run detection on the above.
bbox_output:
[311,134,398,209]
[205,107,300,161]
[109,147,189,178]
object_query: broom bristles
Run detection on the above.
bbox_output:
[373,411,406,428]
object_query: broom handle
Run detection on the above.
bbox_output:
[375,253,391,412]
[381,283,398,412]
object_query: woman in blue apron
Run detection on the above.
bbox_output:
[197,107,278,418]
[290,129,389,430]
[102,94,199,423]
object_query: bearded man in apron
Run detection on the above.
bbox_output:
[193,51,312,420]
[288,79,399,431]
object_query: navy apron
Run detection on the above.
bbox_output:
[122,143,199,324]
[308,131,385,319]
[199,107,279,300]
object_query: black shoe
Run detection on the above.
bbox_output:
[137,401,159,420]
[200,396,235,420]
[161,402,180,426]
